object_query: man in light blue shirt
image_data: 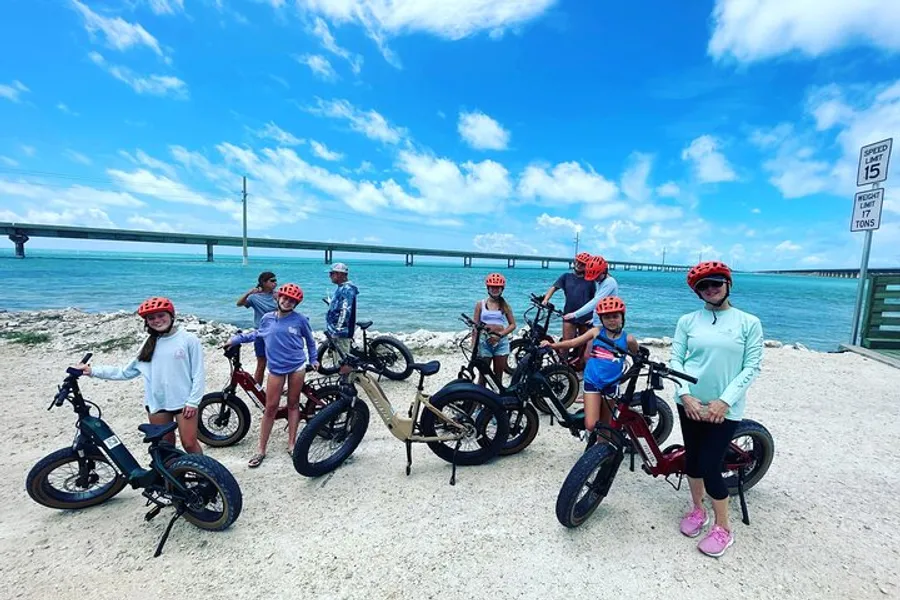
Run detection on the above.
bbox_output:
[236,271,278,385]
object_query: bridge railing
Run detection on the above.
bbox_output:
[861,275,900,350]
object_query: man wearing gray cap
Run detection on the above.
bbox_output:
[326,262,359,355]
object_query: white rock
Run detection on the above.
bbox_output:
[764,340,784,348]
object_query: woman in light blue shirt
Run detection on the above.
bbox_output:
[669,261,763,558]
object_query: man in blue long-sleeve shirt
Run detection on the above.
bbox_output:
[326,263,359,355]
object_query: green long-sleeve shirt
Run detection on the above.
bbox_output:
[669,307,763,422]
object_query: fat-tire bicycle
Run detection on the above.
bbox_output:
[196,344,341,447]
[555,338,775,529]
[26,353,243,557]
[316,312,415,381]
[292,332,510,485]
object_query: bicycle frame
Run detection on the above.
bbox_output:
[456,319,505,392]
[220,346,332,419]
[347,371,468,444]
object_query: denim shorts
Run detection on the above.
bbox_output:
[478,335,510,357]
[254,337,266,358]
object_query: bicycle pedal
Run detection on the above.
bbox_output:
[145,505,163,521]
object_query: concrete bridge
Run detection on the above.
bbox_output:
[760,268,900,279]
[1,222,688,272]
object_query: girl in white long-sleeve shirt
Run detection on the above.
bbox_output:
[76,297,205,454]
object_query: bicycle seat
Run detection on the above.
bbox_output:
[412,361,441,376]
[357,320,373,330]
[138,422,178,443]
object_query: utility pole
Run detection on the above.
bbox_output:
[573,230,580,255]
[242,176,248,266]
[662,247,666,266]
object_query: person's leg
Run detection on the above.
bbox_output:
[677,404,710,537]
[147,409,177,445]
[253,338,267,388]
[175,409,203,454]
[582,391,602,431]
[490,338,510,385]
[250,372,285,466]
[476,338,492,387]
[698,419,741,529]
[285,367,306,452]
[560,321,576,360]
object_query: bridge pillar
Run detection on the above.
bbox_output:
[624,264,631,271]
[405,253,414,266]
[609,263,616,270]
[463,256,472,268]
[206,242,214,262]
[324,249,332,264]
[541,260,549,269]
[507,258,516,268]
[8,233,28,258]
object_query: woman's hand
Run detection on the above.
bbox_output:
[75,363,92,376]
[247,286,262,295]
[562,312,575,321]
[680,394,705,421]
[310,361,320,372]
[182,406,197,419]
[486,333,499,347]
[705,400,729,424]
[539,340,554,349]
[222,339,233,349]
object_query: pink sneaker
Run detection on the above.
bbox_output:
[679,506,709,538]
[697,525,734,557]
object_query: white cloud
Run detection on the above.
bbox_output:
[308,98,407,144]
[0,80,29,103]
[708,0,900,63]
[72,0,165,58]
[519,161,618,204]
[254,122,304,146]
[774,240,802,252]
[21,145,36,157]
[0,177,144,208]
[751,207,761,214]
[537,213,583,234]
[386,150,513,214]
[0,206,117,228]
[107,168,216,207]
[57,102,79,116]
[127,214,178,232]
[296,54,340,81]
[147,0,185,16]
[119,149,178,178]
[656,181,680,197]
[0,156,19,167]
[472,232,538,255]
[681,135,738,183]
[311,17,363,74]
[310,140,344,161]
[457,110,510,151]
[301,0,556,42]
[621,152,653,202]
[64,149,93,165]
[89,52,188,98]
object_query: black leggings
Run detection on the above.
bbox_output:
[677,404,739,501]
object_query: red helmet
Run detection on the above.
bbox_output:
[485,273,506,287]
[584,255,609,281]
[137,297,175,318]
[595,296,626,316]
[575,252,592,265]
[687,261,732,290]
[277,283,304,303]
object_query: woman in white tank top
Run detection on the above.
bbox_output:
[472,272,517,386]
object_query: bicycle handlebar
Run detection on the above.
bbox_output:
[592,335,698,385]
[51,353,92,409]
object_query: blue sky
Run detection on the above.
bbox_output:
[1,0,899,269]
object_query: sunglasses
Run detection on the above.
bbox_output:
[696,280,726,292]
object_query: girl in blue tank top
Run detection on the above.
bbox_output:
[543,296,639,433]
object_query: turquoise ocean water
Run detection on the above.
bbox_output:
[0,249,859,351]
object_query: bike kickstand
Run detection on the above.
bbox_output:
[738,467,750,526]
[153,505,185,558]
[405,439,413,476]
[449,439,462,486]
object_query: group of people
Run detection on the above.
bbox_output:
[467,254,763,558]
[78,263,359,469]
[75,252,762,558]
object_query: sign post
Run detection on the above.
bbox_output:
[849,138,892,345]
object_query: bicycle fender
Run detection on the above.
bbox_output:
[431,381,504,406]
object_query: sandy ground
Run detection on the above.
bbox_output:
[2,314,900,600]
